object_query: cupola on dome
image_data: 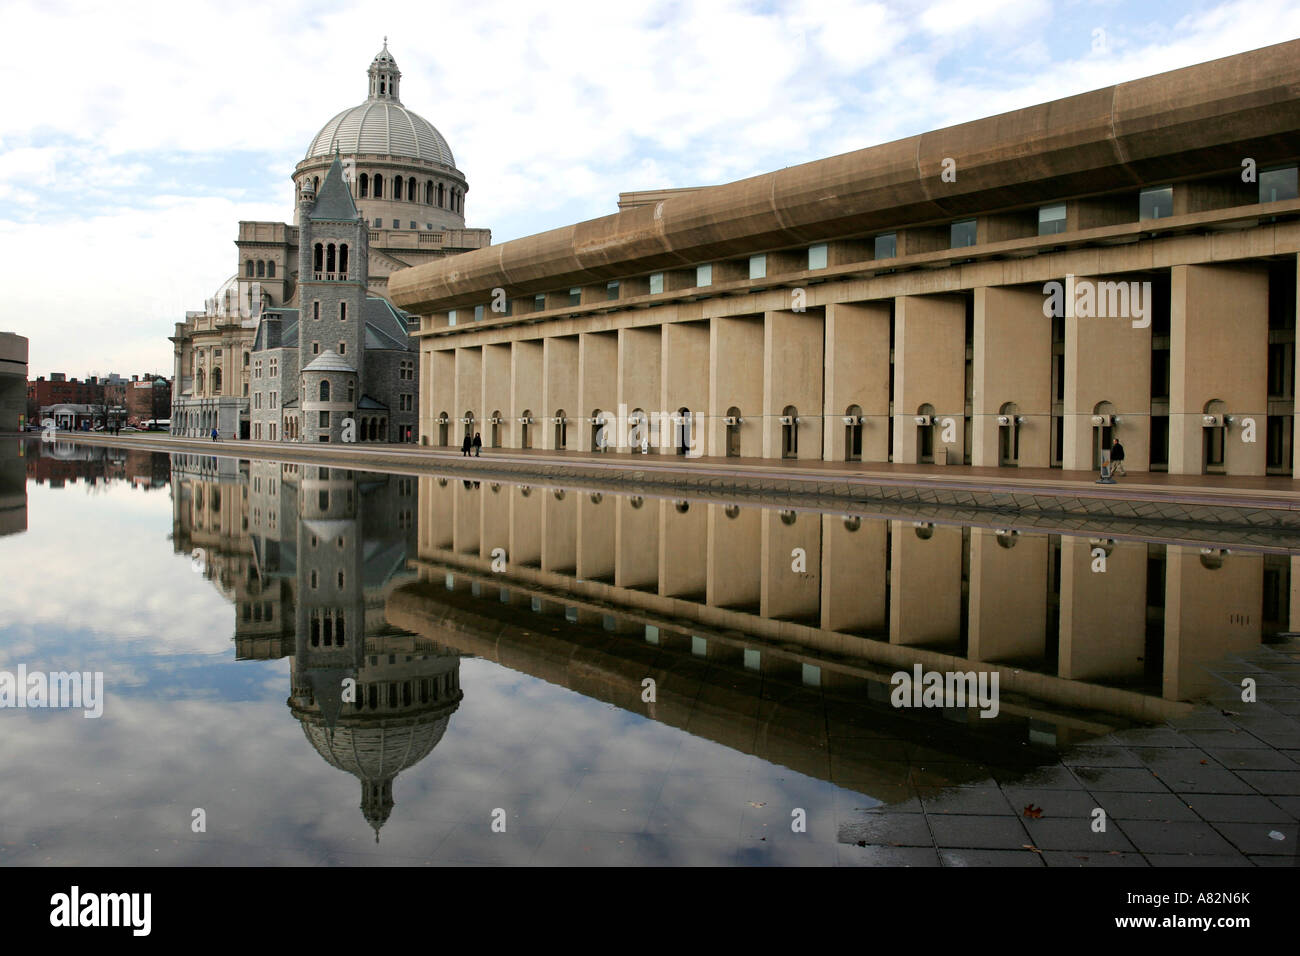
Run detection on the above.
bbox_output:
[305,41,456,168]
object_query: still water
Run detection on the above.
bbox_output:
[1,438,1296,866]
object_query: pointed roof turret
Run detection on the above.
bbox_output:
[308,155,359,221]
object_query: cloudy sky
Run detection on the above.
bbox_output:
[1,0,1297,377]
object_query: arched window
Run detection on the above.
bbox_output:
[393,176,403,200]
[256,260,265,277]
[212,368,222,395]
[196,369,205,395]
[267,260,275,278]
[320,380,330,402]
[373,174,383,198]
[245,260,254,277]
[426,180,434,204]
[313,243,323,273]
[781,405,798,459]
[408,177,417,202]
[359,173,369,198]
[312,176,319,192]
[338,244,348,275]
[326,243,336,274]
[437,183,444,207]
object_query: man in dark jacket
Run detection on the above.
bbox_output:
[472,432,482,457]
[461,433,472,457]
[1110,438,1126,476]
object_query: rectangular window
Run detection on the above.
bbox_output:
[808,244,828,270]
[534,293,547,312]
[649,273,664,294]
[950,219,977,248]
[448,310,457,326]
[874,232,897,259]
[1139,185,1173,220]
[312,342,320,354]
[313,301,320,320]
[696,263,712,287]
[319,411,330,428]
[569,287,582,306]
[1038,203,1067,235]
[748,255,766,280]
[348,382,355,402]
[1260,165,1298,204]
[338,342,346,354]
[340,302,347,321]
[474,305,485,322]
[271,392,277,409]
[606,281,619,301]
[392,219,400,229]
[374,218,382,227]
[409,221,416,229]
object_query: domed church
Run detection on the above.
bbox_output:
[170,42,489,441]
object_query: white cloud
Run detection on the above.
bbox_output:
[1,0,1297,374]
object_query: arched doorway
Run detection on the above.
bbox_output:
[463,411,475,445]
[520,410,532,449]
[844,405,863,461]
[554,410,567,449]
[998,402,1020,467]
[629,408,647,452]
[917,403,936,464]
[725,407,742,458]
[1203,399,1227,474]
[490,411,501,448]
[1091,401,1115,469]
[590,410,607,452]
[781,406,798,459]
[438,412,449,448]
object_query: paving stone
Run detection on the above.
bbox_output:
[1069,766,1167,793]
[1117,820,1240,856]
[1092,791,1199,822]
[1237,771,1300,795]
[1061,746,1144,768]
[836,812,933,848]
[1209,821,1298,856]
[1180,793,1297,823]
[835,844,940,866]
[1142,854,1252,867]
[1202,747,1299,771]
[938,847,1045,866]
[1021,817,1135,852]
[1042,850,1149,867]
[1000,788,1099,818]
[928,814,1030,850]
[918,786,1012,816]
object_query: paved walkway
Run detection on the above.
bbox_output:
[840,639,1300,866]
[35,431,1300,510]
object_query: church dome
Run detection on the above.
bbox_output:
[304,41,456,168]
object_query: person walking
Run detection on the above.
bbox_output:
[461,433,472,457]
[472,432,482,457]
[1110,437,1126,477]
[211,427,218,442]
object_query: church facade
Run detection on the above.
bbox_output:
[171,42,488,441]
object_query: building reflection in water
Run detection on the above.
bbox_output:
[170,455,461,841]
[165,453,1298,824]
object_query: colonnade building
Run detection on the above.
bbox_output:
[391,40,1300,477]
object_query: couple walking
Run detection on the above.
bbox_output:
[461,432,482,457]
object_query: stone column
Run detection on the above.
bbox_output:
[971,286,1051,467]
[966,528,1048,662]
[1058,536,1147,681]
[822,302,890,463]
[762,310,824,460]
[617,326,661,453]
[889,521,961,646]
[1164,546,1261,700]
[1169,263,1269,476]
[892,295,965,464]
[820,515,887,633]
[709,316,764,459]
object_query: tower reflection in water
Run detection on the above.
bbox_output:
[171,456,462,841]
[170,454,1297,833]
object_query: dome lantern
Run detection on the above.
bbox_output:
[368,38,401,103]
